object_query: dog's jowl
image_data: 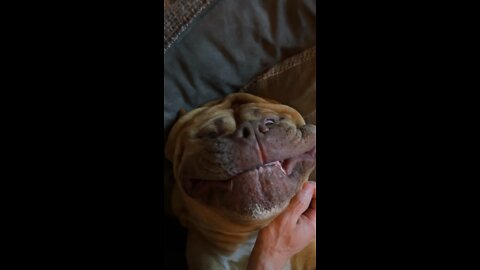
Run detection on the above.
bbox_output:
[165,93,316,270]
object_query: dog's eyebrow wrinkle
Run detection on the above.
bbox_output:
[233,108,243,124]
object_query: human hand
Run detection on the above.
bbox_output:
[247,181,316,270]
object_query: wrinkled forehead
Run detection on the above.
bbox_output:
[165,93,306,161]
[186,102,304,130]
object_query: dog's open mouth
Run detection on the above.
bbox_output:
[183,146,316,197]
[251,146,316,177]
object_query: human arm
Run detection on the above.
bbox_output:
[247,181,316,270]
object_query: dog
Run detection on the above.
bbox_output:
[165,93,316,269]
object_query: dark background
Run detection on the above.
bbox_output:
[1,1,473,269]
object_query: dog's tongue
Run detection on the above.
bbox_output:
[263,161,287,176]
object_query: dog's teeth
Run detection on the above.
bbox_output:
[259,161,287,175]
[275,161,286,175]
[273,161,287,175]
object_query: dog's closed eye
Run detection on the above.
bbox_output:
[265,119,276,126]
[207,131,219,139]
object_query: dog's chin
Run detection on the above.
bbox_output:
[181,147,316,221]
[220,197,290,224]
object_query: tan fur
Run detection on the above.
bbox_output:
[166,93,315,269]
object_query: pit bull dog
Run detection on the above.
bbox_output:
[165,93,316,270]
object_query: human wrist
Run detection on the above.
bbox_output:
[248,244,289,270]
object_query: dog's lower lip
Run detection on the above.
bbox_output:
[187,162,285,187]
[187,146,315,185]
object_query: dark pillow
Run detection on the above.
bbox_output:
[164,0,316,140]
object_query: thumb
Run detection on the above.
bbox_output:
[288,181,315,220]
[301,182,316,222]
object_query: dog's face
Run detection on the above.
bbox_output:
[166,93,316,223]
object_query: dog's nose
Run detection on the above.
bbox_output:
[236,122,255,139]
[235,120,269,139]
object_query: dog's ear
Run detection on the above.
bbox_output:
[165,109,188,162]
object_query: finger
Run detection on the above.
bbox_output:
[297,208,317,235]
[287,181,315,220]
[310,182,316,210]
[301,205,316,223]
[301,181,316,222]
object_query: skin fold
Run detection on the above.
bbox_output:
[165,93,316,269]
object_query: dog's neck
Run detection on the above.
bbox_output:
[190,223,260,254]
[172,184,278,252]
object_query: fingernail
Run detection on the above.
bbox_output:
[302,181,309,189]
[299,182,312,203]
